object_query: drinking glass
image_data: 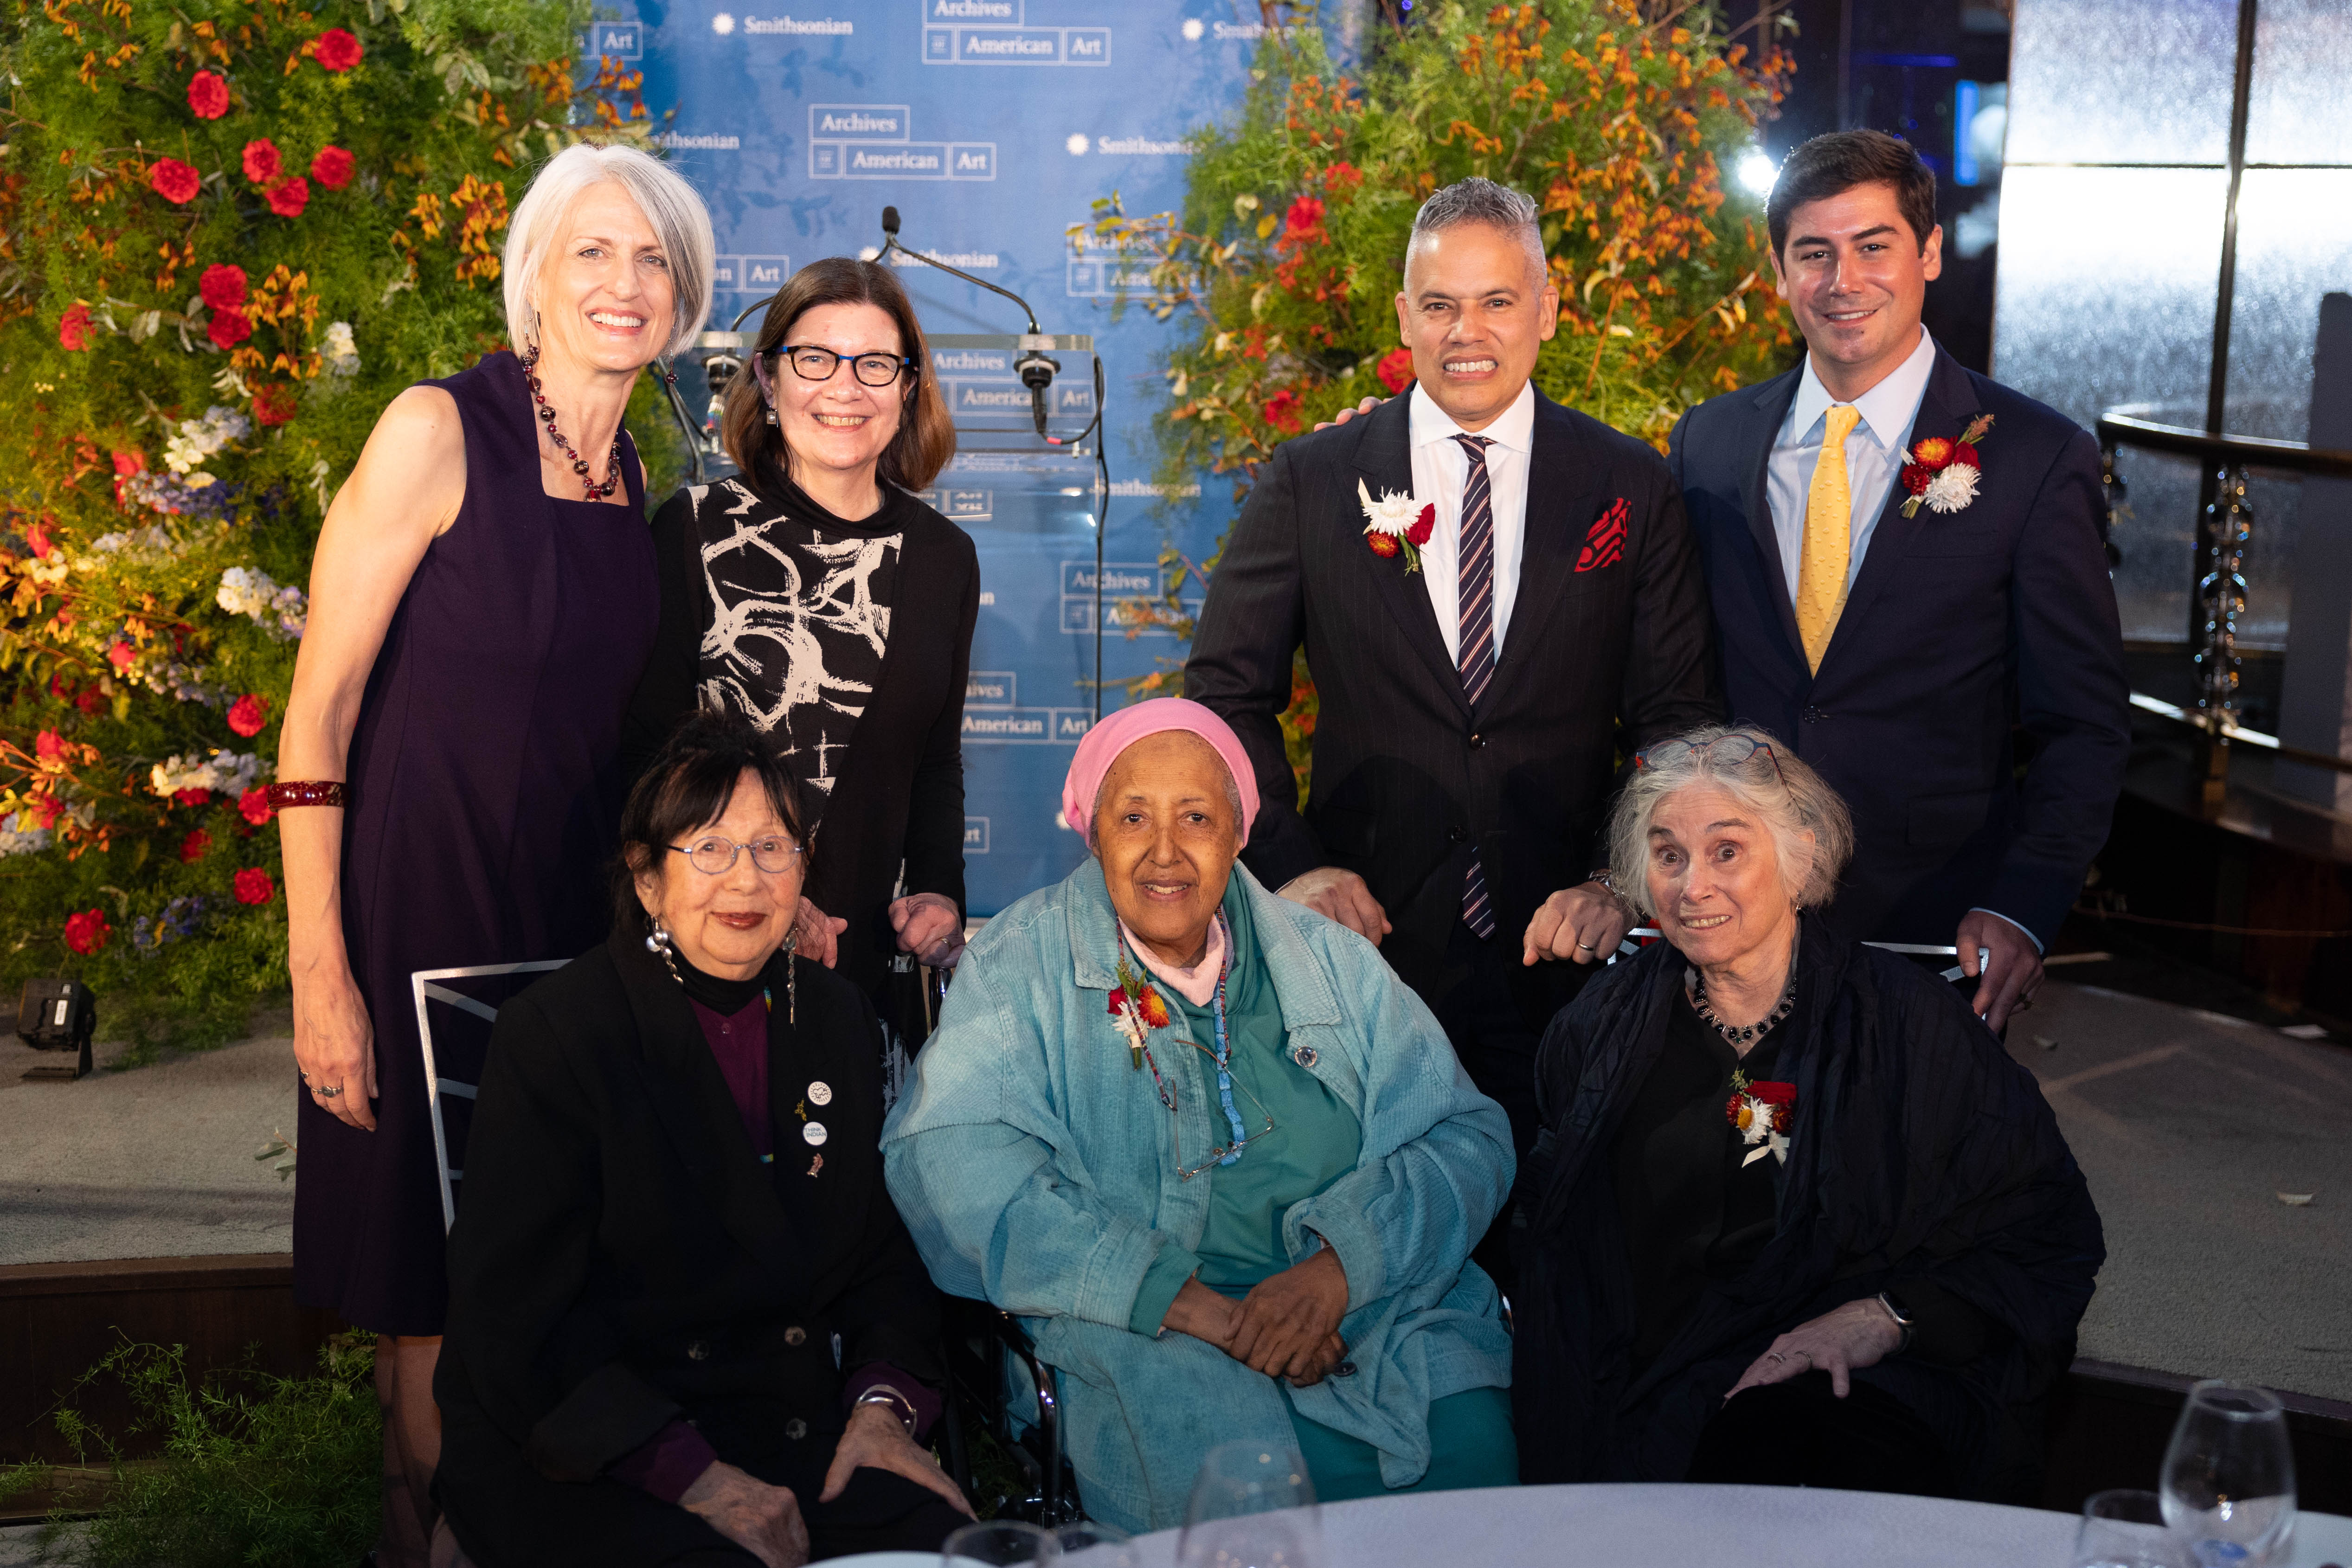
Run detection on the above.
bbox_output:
[2074,1489,2192,1568]
[942,1519,1061,1567]
[1175,1441,1322,1568]
[2160,1380,2297,1566]
[1056,1520,1138,1568]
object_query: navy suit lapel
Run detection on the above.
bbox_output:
[1347,396,1468,715]
[1740,368,1807,670]
[1486,393,1604,714]
[1818,349,1982,681]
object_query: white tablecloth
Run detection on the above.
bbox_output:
[1105,1484,2352,1568]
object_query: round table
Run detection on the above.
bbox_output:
[1102,1484,2352,1568]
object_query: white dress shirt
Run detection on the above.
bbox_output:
[1763,326,2038,953]
[1765,325,1937,602]
[1407,380,1536,663]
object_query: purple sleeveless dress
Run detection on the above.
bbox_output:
[293,350,656,1336]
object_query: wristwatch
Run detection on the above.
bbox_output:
[1588,868,1623,898]
[854,1384,919,1435]
[1876,1291,1915,1355]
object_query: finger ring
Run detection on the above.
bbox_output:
[1766,1352,1786,1363]
[315,1082,343,1099]
[1576,941,1596,952]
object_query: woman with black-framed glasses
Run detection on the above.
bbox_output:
[624,257,978,1060]
[437,709,973,1566]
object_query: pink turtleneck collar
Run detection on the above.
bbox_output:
[1118,913,1226,1008]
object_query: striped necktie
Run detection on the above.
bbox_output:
[1453,433,1498,938]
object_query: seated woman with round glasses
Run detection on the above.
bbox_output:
[437,711,971,1566]
[1512,726,2103,1502]
[882,698,1518,1534]
[626,255,977,1053]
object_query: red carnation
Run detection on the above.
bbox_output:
[1406,502,1435,549]
[234,867,276,905]
[207,308,252,351]
[1952,442,1981,469]
[1263,388,1303,435]
[310,144,355,190]
[174,787,212,808]
[253,383,299,426]
[238,787,274,826]
[187,71,230,119]
[180,829,212,863]
[1366,532,1400,559]
[241,139,282,184]
[58,302,95,352]
[199,263,248,312]
[1376,346,1414,395]
[150,157,203,204]
[64,908,112,956]
[1899,463,1933,497]
[264,175,309,218]
[313,27,364,71]
[226,693,270,737]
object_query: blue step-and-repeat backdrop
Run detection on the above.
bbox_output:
[592,1,1369,914]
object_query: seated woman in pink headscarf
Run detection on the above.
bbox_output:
[882,698,1518,1534]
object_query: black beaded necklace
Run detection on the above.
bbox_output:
[1686,929,1801,1049]
[521,343,623,501]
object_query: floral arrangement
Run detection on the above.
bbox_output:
[1090,0,1796,802]
[1,0,676,1047]
[1727,1070,1796,1166]
[1899,414,1994,518]
[1107,952,1171,1068]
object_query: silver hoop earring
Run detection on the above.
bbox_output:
[645,915,682,982]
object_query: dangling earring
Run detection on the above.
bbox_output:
[780,929,798,1024]
[520,339,540,372]
[645,914,682,983]
[763,404,779,426]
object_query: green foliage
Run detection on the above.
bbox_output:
[0,0,676,1045]
[0,1335,380,1568]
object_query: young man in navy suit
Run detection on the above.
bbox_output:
[1668,130,2128,1029]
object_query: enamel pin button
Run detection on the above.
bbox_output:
[808,1081,833,1106]
[803,1121,829,1147]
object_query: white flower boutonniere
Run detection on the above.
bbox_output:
[1898,413,1996,518]
[1357,478,1435,572]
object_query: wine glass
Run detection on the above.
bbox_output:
[2159,1380,2297,1566]
[1176,1441,1322,1568]
[2074,1489,2192,1568]
[942,1519,1061,1567]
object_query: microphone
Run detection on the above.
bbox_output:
[878,206,1058,436]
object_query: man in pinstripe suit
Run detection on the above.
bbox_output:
[1187,179,1722,1289]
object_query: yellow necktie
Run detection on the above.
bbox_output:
[1795,404,1862,675]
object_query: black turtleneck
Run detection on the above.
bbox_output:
[669,947,777,1015]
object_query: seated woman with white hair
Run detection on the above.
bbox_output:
[882,698,1518,1534]
[275,142,713,1565]
[1512,727,2103,1502]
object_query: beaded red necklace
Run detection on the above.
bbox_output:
[520,342,623,501]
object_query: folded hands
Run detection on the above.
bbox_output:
[1162,1245,1351,1387]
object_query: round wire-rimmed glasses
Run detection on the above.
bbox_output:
[768,344,915,387]
[1633,733,1787,786]
[667,835,803,875]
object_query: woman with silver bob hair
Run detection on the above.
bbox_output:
[277,141,712,1567]
[1512,726,2102,1503]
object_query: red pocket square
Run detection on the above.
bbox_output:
[1575,498,1630,573]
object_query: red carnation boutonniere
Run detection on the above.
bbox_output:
[1357,478,1435,572]
[1108,954,1170,1069]
[1726,1071,1797,1167]
[1898,413,1995,518]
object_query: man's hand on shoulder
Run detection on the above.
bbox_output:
[1277,867,1392,946]
[1523,881,1634,967]
[1313,395,1385,432]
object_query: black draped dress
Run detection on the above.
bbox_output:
[1513,914,2104,1501]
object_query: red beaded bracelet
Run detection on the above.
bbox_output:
[264,780,348,809]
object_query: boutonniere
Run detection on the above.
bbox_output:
[1898,414,1995,517]
[1357,477,1435,572]
[1108,953,1170,1069]
[1726,1070,1796,1167]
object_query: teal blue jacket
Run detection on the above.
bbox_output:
[880,858,1514,1532]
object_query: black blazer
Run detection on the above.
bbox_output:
[623,481,979,999]
[1668,348,2130,946]
[434,930,941,1542]
[1186,389,1721,1015]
